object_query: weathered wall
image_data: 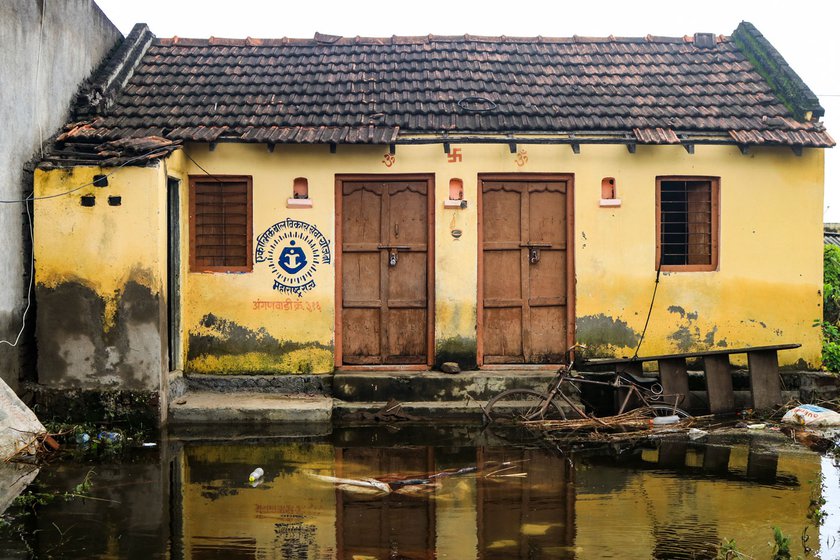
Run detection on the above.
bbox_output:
[34,164,168,391]
[34,140,825,380]
[173,141,822,371]
[0,1,121,391]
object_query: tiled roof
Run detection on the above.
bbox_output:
[45,21,833,164]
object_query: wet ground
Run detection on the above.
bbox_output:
[1,424,839,559]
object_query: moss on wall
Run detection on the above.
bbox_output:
[434,336,478,370]
[186,314,333,374]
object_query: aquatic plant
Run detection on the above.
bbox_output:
[770,526,792,559]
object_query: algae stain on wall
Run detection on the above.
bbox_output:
[665,307,728,352]
[576,314,640,356]
[186,314,333,374]
[36,279,162,390]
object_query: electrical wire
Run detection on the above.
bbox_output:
[632,259,663,359]
[0,147,171,204]
[0,201,34,347]
[181,150,227,183]
[0,145,172,348]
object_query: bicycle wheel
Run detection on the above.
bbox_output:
[647,405,692,419]
[484,389,564,423]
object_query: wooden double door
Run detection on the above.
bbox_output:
[338,176,433,365]
[480,177,573,364]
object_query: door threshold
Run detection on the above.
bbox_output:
[480,364,562,371]
[337,365,430,372]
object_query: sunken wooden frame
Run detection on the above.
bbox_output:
[188,175,254,273]
[655,175,720,272]
[334,174,436,370]
[477,173,576,368]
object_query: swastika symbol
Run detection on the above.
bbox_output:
[447,148,463,163]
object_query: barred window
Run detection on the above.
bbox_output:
[656,177,719,271]
[189,175,252,272]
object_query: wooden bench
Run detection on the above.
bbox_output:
[582,344,800,414]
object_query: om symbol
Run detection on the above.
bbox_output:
[515,148,529,167]
[382,153,396,168]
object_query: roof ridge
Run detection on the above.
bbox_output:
[76,23,155,117]
[732,21,825,121]
[152,31,726,47]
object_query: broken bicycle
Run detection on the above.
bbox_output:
[483,364,691,423]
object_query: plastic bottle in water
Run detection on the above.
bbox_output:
[249,468,264,482]
[98,431,122,443]
[651,415,680,425]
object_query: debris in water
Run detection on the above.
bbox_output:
[688,428,708,440]
[249,468,265,483]
[0,377,52,461]
[782,404,840,427]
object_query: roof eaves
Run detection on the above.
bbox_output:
[731,21,825,121]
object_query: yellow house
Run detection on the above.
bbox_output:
[33,23,833,401]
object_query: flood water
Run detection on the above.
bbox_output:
[1,424,839,559]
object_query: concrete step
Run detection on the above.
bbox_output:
[184,373,331,395]
[332,394,583,423]
[168,391,332,424]
[332,370,557,402]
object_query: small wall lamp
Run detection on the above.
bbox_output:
[287,177,313,208]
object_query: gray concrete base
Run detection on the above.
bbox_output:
[168,391,333,424]
[164,369,839,426]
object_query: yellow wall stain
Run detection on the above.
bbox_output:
[34,140,825,374]
[34,165,167,332]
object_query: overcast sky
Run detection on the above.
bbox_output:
[95,0,840,220]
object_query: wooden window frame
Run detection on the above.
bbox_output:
[189,175,253,273]
[655,175,720,272]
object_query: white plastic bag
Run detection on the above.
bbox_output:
[0,378,46,460]
[781,404,840,427]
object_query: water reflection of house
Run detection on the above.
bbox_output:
[160,437,822,559]
[32,23,833,421]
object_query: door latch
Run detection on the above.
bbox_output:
[389,249,398,267]
[529,248,541,264]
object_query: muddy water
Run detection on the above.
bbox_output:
[1,425,838,559]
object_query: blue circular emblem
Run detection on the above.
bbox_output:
[255,218,331,297]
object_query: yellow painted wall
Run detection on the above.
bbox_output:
[34,140,825,379]
[171,141,822,371]
[33,164,168,390]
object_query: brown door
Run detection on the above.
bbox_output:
[481,178,571,364]
[340,179,431,365]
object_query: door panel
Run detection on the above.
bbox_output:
[482,179,570,364]
[342,308,380,364]
[340,179,430,365]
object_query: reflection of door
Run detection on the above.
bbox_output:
[479,176,574,364]
[336,447,435,559]
[477,448,575,559]
[337,176,433,366]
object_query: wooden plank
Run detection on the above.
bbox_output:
[703,354,735,414]
[747,350,782,410]
[584,343,800,366]
[658,357,692,410]
[616,361,643,377]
